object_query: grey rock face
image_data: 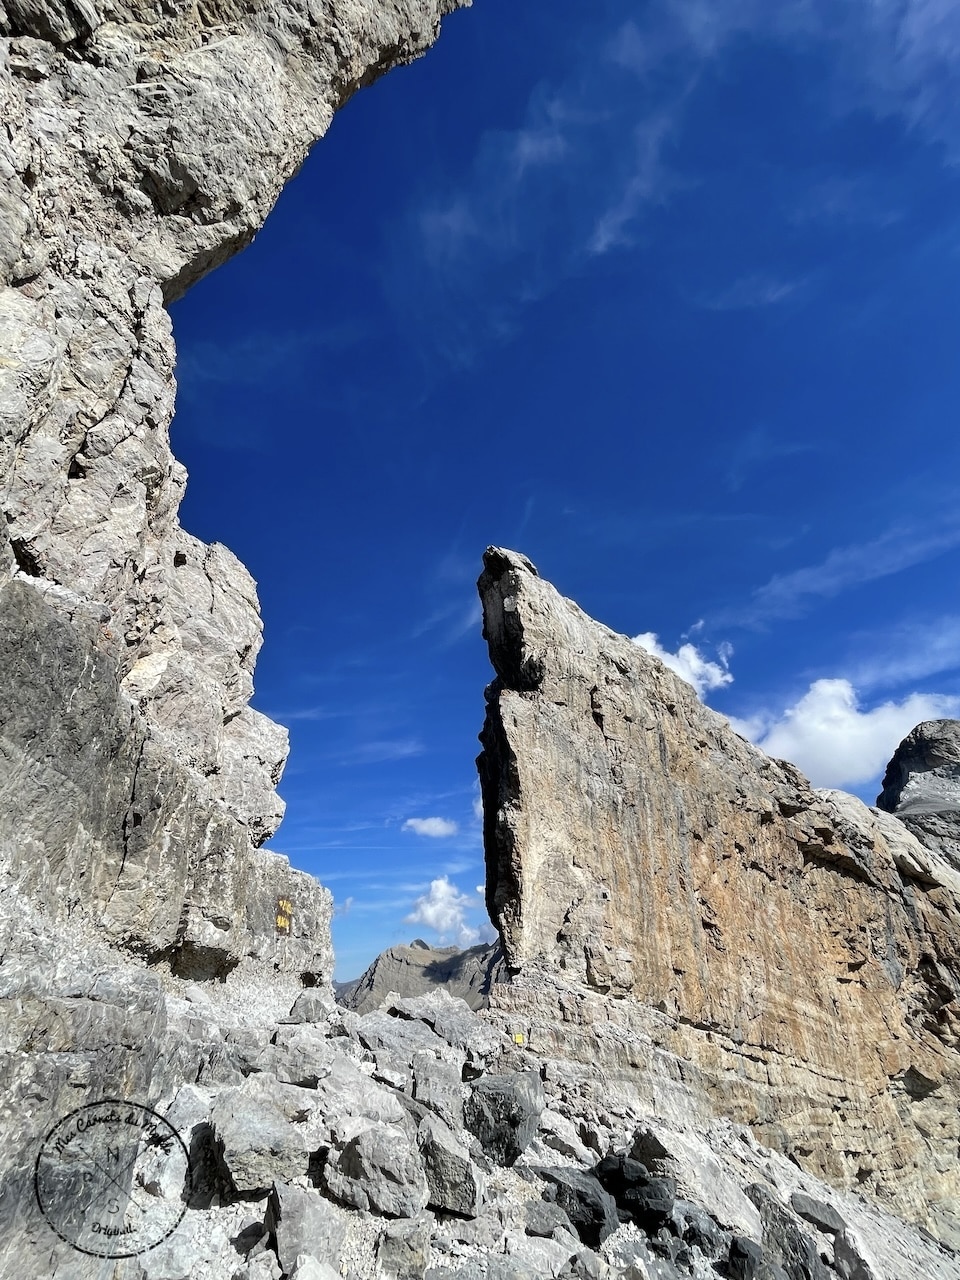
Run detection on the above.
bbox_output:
[534,1167,620,1250]
[324,1123,430,1218]
[0,566,335,984]
[877,720,960,870]
[0,2,466,1268]
[377,1215,432,1279]
[7,950,950,1280]
[746,1183,831,1280]
[476,547,960,1244]
[418,1110,485,1217]
[338,938,507,1013]
[0,0,467,977]
[264,1181,348,1277]
[211,1076,311,1194]
[465,1068,546,1166]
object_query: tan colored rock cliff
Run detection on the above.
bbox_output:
[477,546,960,1245]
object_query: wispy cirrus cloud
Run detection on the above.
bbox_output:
[718,517,960,627]
[844,614,960,692]
[723,426,819,492]
[587,113,681,256]
[393,43,687,364]
[398,0,960,370]
[335,738,424,766]
[697,274,804,312]
[612,0,960,154]
[177,324,363,390]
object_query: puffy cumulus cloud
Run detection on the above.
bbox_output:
[730,679,960,790]
[632,632,733,697]
[402,817,459,838]
[405,877,481,947]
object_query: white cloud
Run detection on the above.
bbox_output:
[405,876,481,947]
[632,632,733,697]
[402,817,459,838]
[730,678,960,789]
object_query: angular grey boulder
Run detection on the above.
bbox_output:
[789,1192,847,1237]
[377,1215,432,1280]
[265,1181,348,1277]
[412,1050,466,1130]
[417,1111,485,1217]
[464,1069,545,1166]
[211,1078,311,1194]
[324,1124,429,1218]
[533,1167,619,1250]
[877,719,960,870]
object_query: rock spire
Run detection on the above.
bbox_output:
[477,546,960,1245]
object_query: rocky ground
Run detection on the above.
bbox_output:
[8,890,959,1280]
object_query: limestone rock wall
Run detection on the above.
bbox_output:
[0,0,466,975]
[477,547,960,1246]
[878,719,960,872]
[0,1,465,1249]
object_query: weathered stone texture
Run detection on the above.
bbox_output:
[877,719,960,872]
[477,547,960,1245]
[0,4,464,1272]
[338,937,506,1013]
[1,0,467,963]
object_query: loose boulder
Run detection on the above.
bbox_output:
[464,1069,545,1166]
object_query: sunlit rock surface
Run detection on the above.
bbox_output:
[1,0,466,968]
[878,718,960,872]
[337,939,506,1013]
[2,0,959,1267]
[477,546,960,1247]
[0,0,464,1272]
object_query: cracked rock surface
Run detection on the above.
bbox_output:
[1,0,466,971]
[877,719,960,872]
[3,0,960,1270]
[477,547,960,1248]
[7,921,959,1279]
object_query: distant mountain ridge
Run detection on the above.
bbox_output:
[336,938,506,1013]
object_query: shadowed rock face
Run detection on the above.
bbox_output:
[477,546,960,1245]
[878,719,960,872]
[0,0,466,977]
[337,939,506,1013]
[0,2,464,1268]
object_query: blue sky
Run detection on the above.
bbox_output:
[171,0,960,978]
